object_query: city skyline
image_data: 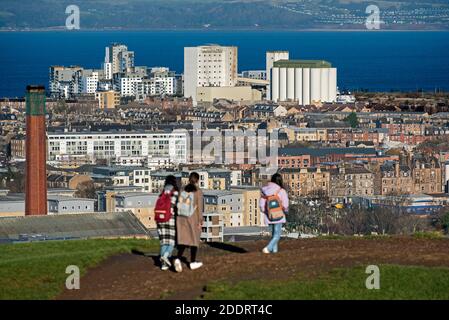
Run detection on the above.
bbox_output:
[1,4,449,303]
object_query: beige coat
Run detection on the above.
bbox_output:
[176,189,203,247]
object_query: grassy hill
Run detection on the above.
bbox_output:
[1,236,449,300]
[0,239,158,299]
[203,265,449,299]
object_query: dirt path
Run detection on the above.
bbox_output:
[58,237,449,300]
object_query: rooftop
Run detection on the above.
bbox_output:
[203,190,235,197]
[273,59,332,69]
[47,196,95,202]
[279,147,377,157]
[114,192,158,199]
[0,211,149,241]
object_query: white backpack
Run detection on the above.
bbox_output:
[177,191,196,217]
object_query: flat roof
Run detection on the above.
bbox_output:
[279,147,377,157]
[273,59,332,68]
[230,185,260,191]
[47,196,95,202]
[115,192,158,198]
[203,190,235,197]
[0,211,149,241]
[47,131,181,136]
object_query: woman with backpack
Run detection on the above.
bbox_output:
[259,173,289,254]
[154,175,179,271]
[174,172,204,272]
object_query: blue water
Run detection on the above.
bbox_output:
[1,31,449,97]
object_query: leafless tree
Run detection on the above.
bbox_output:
[75,180,99,199]
[340,205,368,235]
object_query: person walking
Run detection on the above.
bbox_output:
[259,173,289,254]
[174,172,204,272]
[154,175,179,271]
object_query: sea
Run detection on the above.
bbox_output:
[1,30,449,98]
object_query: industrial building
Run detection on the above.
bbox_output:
[47,196,95,215]
[266,51,289,101]
[270,60,337,105]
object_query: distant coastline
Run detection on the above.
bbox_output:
[1,27,449,33]
[1,30,448,97]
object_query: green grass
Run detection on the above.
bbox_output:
[413,231,445,239]
[0,238,158,300]
[202,265,449,300]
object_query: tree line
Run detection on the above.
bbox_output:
[286,197,449,236]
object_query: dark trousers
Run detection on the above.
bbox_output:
[177,245,198,262]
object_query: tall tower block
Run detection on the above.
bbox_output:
[25,85,47,216]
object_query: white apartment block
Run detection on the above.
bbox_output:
[114,73,142,96]
[151,77,175,95]
[52,68,103,97]
[80,72,99,94]
[47,131,188,164]
[136,77,175,99]
[184,45,238,104]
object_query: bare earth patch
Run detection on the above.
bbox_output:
[57,237,449,300]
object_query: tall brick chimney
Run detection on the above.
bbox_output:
[25,85,47,216]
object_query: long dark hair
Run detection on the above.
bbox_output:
[164,175,179,192]
[271,173,284,189]
[185,172,199,192]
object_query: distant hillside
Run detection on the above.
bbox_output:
[1,0,449,30]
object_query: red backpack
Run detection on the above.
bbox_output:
[154,190,173,223]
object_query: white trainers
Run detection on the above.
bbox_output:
[160,255,172,267]
[174,258,183,273]
[262,247,270,254]
[190,262,203,270]
[161,264,169,271]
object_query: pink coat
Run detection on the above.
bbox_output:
[259,182,289,224]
